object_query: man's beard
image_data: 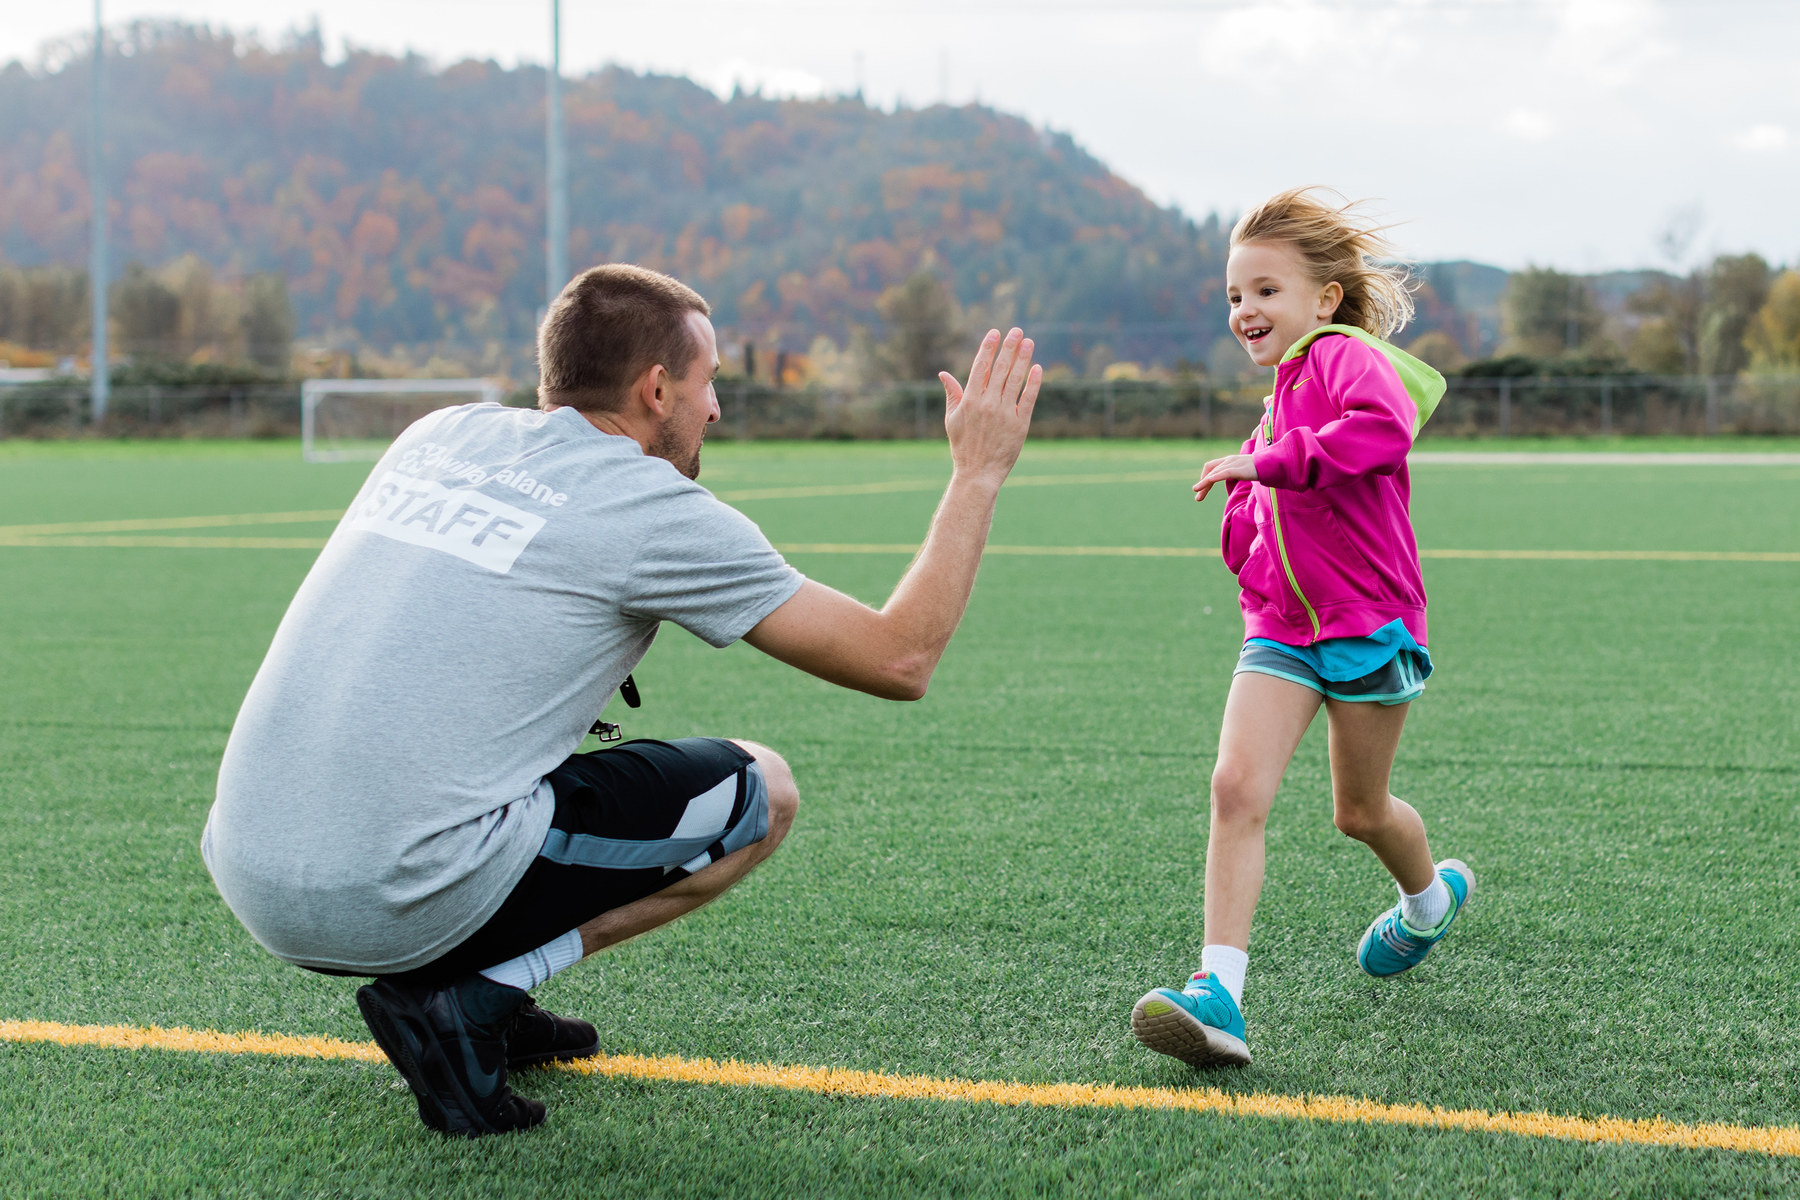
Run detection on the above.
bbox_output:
[648,418,704,480]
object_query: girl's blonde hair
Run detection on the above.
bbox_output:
[1230,187,1414,339]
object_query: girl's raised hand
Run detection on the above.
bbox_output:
[1193,454,1258,502]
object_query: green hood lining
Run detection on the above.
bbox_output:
[1279,324,1444,436]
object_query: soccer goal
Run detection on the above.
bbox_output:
[300,378,504,463]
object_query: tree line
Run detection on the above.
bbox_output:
[0,258,292,370]
[3,22,1793,386]
[0,20,1235,381]
[1462,257,1800,378]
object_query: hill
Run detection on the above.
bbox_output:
[2,21,1245,378]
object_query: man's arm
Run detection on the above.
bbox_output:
[743,328,1042,701]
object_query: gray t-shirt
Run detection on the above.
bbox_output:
[203,403,804,974]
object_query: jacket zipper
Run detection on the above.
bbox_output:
[1266,487,1321,642]
[1264,369,1321,642]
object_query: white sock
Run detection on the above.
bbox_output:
[478,928,584,992]
[1198,944,1248,1007]
[1400,874,1452,931]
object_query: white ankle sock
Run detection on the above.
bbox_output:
[478,928,584,992]
[1199,944,1248,1007]
[1400,875,1452,930]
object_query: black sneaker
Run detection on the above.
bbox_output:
[355,975,547,1137]
[505,998,600,1068]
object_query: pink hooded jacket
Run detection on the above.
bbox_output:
[1219,326,1445,647]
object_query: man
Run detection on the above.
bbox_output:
[203,264,1042,1136]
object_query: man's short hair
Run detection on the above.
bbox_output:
[537,264,712,414]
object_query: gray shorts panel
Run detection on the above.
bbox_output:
[1234,643,1427,706]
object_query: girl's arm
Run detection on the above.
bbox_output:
[1250,337,1415,491]
[1206,432,1260,573]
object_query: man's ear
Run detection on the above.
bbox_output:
[631,363,670,417]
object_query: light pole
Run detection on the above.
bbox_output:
[545,0,568,312]
[89,0,108,423]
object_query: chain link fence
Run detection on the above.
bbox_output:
[3,374,1798,441]
[0,380,301,438]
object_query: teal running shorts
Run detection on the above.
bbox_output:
[1234,642,1428,705]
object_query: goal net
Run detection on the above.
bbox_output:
[301,378,504,463]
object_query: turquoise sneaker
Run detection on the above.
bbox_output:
[1131,970,1251,1067]
[1357,859,1475,978]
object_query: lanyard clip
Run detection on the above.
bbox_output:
[589,675,642,743]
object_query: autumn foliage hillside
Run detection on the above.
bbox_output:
[1,22,1230,375]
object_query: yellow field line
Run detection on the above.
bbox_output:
[0,476,1191,537]
[0,1019,387,1063]
[772,544,1800,563]
[0,510,343,536]
[1006,470,1196,488]
[1422,548,1800,563]
[3,1019,1795,1158]
[565,1054,1800,1158]
[774,543,1208,558]
[718,471,1193,501]
[715,479,943,501]
[2,533,1795,563]
[0,535,330,549]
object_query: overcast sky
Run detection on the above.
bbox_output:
[8,0,1796,273]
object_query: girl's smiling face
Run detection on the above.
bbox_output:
[1226,241,1344,368]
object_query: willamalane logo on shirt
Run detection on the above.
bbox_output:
[398,442,570,509]
[349,471,547,574]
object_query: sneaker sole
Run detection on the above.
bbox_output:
[355,985,458,1134]
[1130,992,1251,1067]
[355,985,545,1138]
[1357,858,1478,978]
[1439,859,1475,908]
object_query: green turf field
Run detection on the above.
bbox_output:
[2,438,1797,1197]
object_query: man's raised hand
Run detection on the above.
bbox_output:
[938,328,1042,486]
[745,327,1044,701]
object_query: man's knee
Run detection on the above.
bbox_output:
[730,740,799,850]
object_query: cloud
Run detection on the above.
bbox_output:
[1547,0,1672,88]
[1498,108,1555,141]
[703,58,825,101]
[1196,0,1420,79]
[1730,124,1789,153]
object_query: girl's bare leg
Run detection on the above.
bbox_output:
[1322,699,1434,894]
[1203,672,1321,950]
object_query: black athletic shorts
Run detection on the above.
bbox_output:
[395,737,768,983]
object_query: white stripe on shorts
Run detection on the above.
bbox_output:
[669,774,737,840]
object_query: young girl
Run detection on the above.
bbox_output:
[1131,188,1472,1068]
